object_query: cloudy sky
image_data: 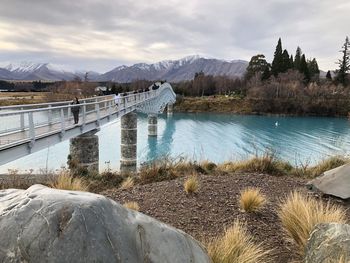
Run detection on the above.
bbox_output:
[0,0,349,72]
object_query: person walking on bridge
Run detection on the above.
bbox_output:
[71,97,80,124]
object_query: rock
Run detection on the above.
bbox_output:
[307,164,350,199]
[304,223,350,263]
[0,185,211,263]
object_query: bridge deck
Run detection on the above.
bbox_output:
[0,82,176,166]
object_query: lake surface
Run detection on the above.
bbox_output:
[1,113,350,173]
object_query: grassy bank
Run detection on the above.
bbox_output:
[174,95,350,117]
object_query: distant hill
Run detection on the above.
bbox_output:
[98,55,248,82]
[0,56,249,82]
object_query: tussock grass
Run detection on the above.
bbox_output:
[218,152,293,176]
[50,170,88,191]
[184,175,199,194]
[123,201,140,211]
[120,177,134,189]
[200,160,217,172]
[278,191,347,256]
[239,188,266,212]
[207,220,270,263]
[302,156,347,178]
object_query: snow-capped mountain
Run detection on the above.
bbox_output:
[0,62,85,81]
[0,56,248,82]
[98,55,248,82]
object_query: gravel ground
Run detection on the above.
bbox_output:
[101,173,348,263]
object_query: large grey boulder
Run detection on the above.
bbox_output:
[304,223,350,263]
[307,164,350,199]
[0,185,211,263]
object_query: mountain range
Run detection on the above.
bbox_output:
[0,56,248,82]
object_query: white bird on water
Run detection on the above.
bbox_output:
[275,121,279,127]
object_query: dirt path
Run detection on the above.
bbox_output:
[102,173,315,262]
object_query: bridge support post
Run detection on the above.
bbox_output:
[120,112,137,173]
[148,114,157,137]
[167,103,173,116]
[70,130,99,174]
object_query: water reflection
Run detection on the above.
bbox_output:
[1,113,350,173]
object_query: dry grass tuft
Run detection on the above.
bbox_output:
[123,201,140,211]
[306,156,347,178]
[278,191,347,256]
[207,220,270,263]
[239,188,266,212]
[50,170,88,191]
[218,151,293,176]
[184,175,199,194]
[120,177,134,189]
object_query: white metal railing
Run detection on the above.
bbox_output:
[0,88,162,148]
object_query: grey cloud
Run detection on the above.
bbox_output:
[0,0,348,71]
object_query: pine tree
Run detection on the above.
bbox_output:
[300,54,310,81]
[271,38,283,76]
[307,58,320,80]
[294,47,302,71]
[336,36,350,86]
[261,64,271,81]
[290,55,294,68]
[281,49,291,72]
[326,70,332,81]
[245,54,269,80]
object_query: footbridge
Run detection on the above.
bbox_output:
[0,82,176,172]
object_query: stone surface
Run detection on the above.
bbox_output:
[120,112,137,169]
[0,185,211,263]
[307,164,350,199]
[70,131,99,174]
[148,115,158,137]
[304,223,350,263]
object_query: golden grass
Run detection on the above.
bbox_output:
[120,177,134,189]
[239,188,266,212]
[50,170,88,191]
[304,156,347,178]
[278,191,347,256]
[184,175,199,194]
[207,220,270,263]
[123,201,140,211]
[217,152,293,176]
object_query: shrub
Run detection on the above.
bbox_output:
[139,158,178,184]
[120,177,134,189]
[306,156,347,178]
[123,201,140,211]
[239,188,266,212]
[218,152,293,176]
[278,191,347,256]
[50,170,88,191]
[184,175,199,194]
[207,220,270,263]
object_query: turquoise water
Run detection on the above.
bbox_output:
[1,113,350,173]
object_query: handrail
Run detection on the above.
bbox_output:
[0,90,157,117]
[0,95,112,110]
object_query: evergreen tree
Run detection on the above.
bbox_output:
[271,38,283,76]
[281,49,291,72]
[307,58,320,80]
[300,54,310,81]
[245,54,269,80]
[294,46,302,71]
[261,64,271,81]
[336,36,350,86]
[326,70,332,81]
[290,55,294,68]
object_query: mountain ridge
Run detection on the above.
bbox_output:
[0,56,248,82]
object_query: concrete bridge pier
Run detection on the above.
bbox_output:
[148,114,158,137]
[167,103,174,116]
[120,112,137,173]
[70,130,99,174]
